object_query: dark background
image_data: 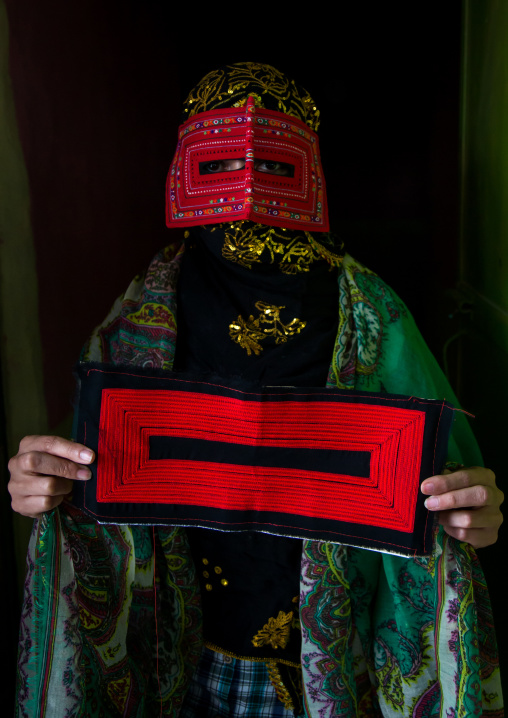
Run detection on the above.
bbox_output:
[5,3,463,427]
[3,0,505,704]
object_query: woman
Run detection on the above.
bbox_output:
[9,62,503,717]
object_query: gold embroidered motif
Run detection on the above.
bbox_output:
[183,62,320,131]
[266,663,295,710]
[229,316,266,356]
[222,224,321,274]
[252,610,293,650]
[203,641,300,667]
[233,93,265,109]
[306,232,345,269]
[230,302,306,356]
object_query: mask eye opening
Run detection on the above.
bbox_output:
[199,159,295,177]
[199,159,245,175]
[254,160,295,178]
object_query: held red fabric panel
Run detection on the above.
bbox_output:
[165,97,329,232]
[97,389,424,530]
[73,364,455,556]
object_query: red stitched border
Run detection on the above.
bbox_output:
[77,368,452,552]
[93,387,425,532]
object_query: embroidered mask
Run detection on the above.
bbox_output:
[166,63,329,232]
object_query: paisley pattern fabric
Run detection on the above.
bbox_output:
[16,244,502,716]
[299,532,502,717]
[17,503,202,717]
[87,243,181,370]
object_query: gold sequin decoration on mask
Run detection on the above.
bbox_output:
[251,610,294,650]
[229,302,306,356]
[222,223,322,275]
[183,62,320,131]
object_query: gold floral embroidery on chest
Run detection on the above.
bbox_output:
[230,302,306,356]
[217,223,314,356]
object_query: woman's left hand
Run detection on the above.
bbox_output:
[421,466,504,548]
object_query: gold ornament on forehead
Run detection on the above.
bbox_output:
[183,68,227,115]
[228,63,291,102]
[183,62,320,131]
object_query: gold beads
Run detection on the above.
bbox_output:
[200,558,228,590]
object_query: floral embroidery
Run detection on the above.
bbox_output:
[306,231,345,269]
[222,223,322,274]
[229,302,306,356]
[183,62,320,131]
[252,610,293,650]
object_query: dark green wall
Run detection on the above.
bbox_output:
[461,1,508,321]
[460,0,508,686]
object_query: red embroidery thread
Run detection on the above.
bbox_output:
[95,388,425,533]
[166,99,329,231]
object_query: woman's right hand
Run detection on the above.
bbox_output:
[8,435,95,518]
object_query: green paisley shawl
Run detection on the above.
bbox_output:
[16,243,503,717]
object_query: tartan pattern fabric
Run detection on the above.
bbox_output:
[179,648,297,718]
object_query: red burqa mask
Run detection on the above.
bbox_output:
[165,64,329,232]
